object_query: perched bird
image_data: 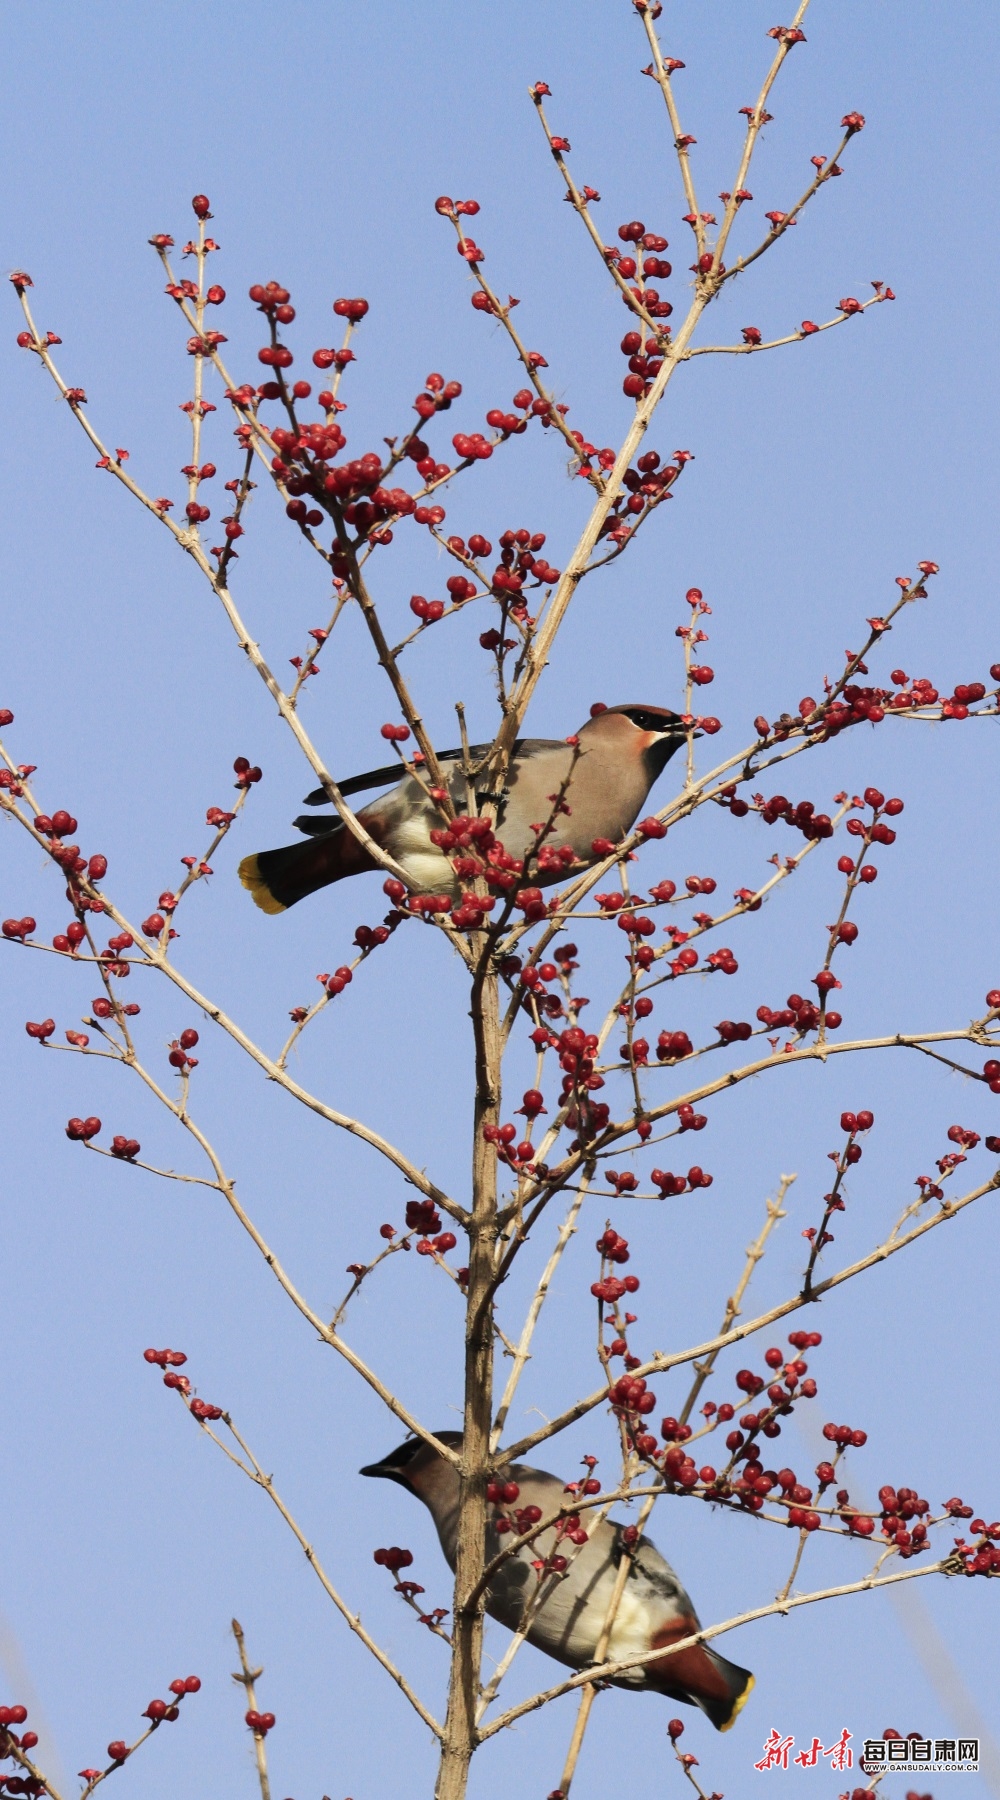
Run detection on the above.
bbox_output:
[238,704,690,914]
[360,1432,754,1731]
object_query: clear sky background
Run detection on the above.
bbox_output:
[2,3,998,1797]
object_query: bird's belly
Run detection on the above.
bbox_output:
[501,1545,683,1690]
[390,816,459,893]
[605,1588,658,1683]
[503,1549,644,1678]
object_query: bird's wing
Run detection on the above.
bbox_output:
[626,1527,693,1612]
[300,738,563,808]
[302,745,487,806]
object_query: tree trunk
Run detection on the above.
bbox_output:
[435,959,501,1800]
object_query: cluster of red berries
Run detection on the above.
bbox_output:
[591,1273,641,1305]
[796,657,993,736]
[604,1170,638,1195]
[646,1167,694,1197]
[616,910,657,943]
[2,798,115,930]
[484,1475,547,1541]
[320,964,352,997]
[603,221,674,321]
[416,1230,457,1258]
[877,1486,931,1558]
[353,920,394,950]
[599,454,690,548]
[757,992,842,1035]
[494,1505,545,1538]
[141,1678,200,1725]
[2,1665,199,1788]
[3,915,37,940]
[373,1545,413,1572]
[144,1347,187,1368]
[144,1348,222,1419]
[841,1109,874,1136]
[405,1200,442,1236]
[822,1421,868,1447]
[951,1520,1000,1576]
[716,1018,753,1045]
[450,429,493,463]
[168,1027,199,1071]
[65,1115,101,1141]
[713,1335,822,1461]
[676,1103,708,1133]
[608,1371,656,1419]
[981,1061,1000,1096]
[422,816,525,898]
[595,1227,630,1262]
[92,996,140,1020]
[244,1710,276,1736]
[97,931,134,980]
[542,1024,610,1146]
[482,1120,536,1168]
[486,526,559,611]
[620,446,681,505]
[189,1397,223,1422]
[0,1701,34,1731]
[413,371,463,428]
[754,793,834,840]
[409,595,446,625]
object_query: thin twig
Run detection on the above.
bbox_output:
[230,1619,272,1800]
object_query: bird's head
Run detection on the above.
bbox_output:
[578,703,696,780]
[361,1433,464,1553]
[360,1431,462,1498]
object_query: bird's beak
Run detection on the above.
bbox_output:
[359,1456,413,1489]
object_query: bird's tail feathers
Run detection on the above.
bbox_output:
[647,1631,754,1732]
[238,852,288,914]
[239,824,377,913]
[707,1652,754,1732]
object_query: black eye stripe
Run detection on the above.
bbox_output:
[622,708,675,733]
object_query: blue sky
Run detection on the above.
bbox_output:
[2,3,998,1797]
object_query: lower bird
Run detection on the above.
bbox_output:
[360,1432,754,1731]
[238,703,689,913]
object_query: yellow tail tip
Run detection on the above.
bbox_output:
[720,1671,755,1732]
[238,854,287,915]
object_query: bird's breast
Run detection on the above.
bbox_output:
[385,811,459,894]
[605,1586,662,1681]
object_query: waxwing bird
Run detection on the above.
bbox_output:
[360,1432,753,1731]
[238,704,690,914]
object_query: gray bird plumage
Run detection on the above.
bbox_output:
[361,1432,754,1731]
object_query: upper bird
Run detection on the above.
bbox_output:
[239,703,689,913]
[361,1432,753,1731]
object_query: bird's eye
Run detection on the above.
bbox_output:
[625,708,663,732]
